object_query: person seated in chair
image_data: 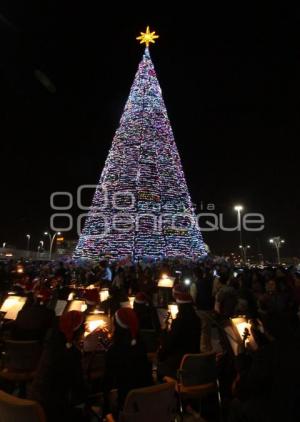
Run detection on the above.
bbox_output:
[102,307,153,418]
[29,310,87,422]
[10,288,56,342]
[84,287,100,314]
[157,292,202,379]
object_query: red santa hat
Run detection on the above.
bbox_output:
[175,292,193,304]
[134,292,149,305]
[59,310,84,348]
[115,308,139,346]
[84,288,100,305]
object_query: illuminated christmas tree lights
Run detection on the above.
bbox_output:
[74,28,206,261]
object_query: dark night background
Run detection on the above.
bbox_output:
[0,3,299,260]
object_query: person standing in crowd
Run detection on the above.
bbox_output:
[29,311,86,422]
[250,271,265,303]
[212,265,229,297]
[108,268,129,315]
[138,266,156,297]
[157,292,201,379]
[293,272,300,310]
[259,278,288,314]
[133,292,160,331]
[100,260,112,286]
[191,267,214,311]
[236,270,258,317]
[124,265,138,294]
[55,262,69,285]
[102,307,153,419]
[111,267,126,293]
[190,267,214,352]
[214,272,238,317]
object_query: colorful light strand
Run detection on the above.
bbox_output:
[74,47,206,261]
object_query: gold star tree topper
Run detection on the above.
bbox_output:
[136,26,159,48]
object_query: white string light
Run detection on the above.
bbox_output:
[74,47,206,261]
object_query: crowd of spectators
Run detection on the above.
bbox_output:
[0,256,299,421]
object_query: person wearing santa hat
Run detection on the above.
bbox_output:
[102,307,153,418]
[84,287,100,314]
[133,292,160,331]
[157,292,202,380]
[29,311,86,422]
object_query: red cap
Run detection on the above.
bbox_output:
[175,292,193,304]
[84,288,100,305]
[134,292,149,305]
[115,308,139,346]
[59,311,84,348]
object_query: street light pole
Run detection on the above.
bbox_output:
[239,245,251,263]
[26,234,31,257]
[44,231,61,261]
[49,235,56,261]
[269,237,285,264]
[234,205,244,263]
[37,240,44,259]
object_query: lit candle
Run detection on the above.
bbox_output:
[129,296,135,309]
[100,289,109,302]
[168,303,179,320]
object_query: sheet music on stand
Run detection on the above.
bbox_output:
[68,300,87,313]
[55,300,68,316]
[158,276,175,288]
[0,296,27,320]
[224,317,258,356]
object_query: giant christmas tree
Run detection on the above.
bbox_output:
[74,27,206,261]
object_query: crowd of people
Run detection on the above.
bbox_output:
[0,256,300,421]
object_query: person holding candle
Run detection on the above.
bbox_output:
[133,292,160,331]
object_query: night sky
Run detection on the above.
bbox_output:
[1,3,299,259]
